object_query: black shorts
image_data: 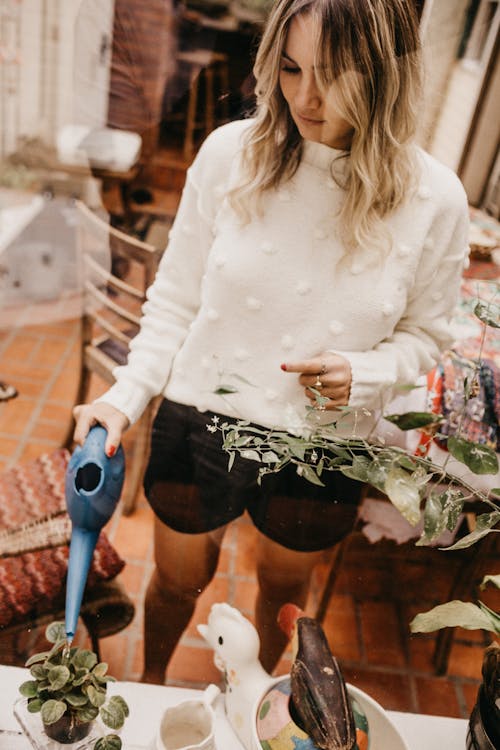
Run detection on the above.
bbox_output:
[143,399,364,552]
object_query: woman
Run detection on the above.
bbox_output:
[73,0,469,683]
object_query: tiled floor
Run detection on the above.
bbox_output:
[0,315,498,722]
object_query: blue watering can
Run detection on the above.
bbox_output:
[64,426,125,643]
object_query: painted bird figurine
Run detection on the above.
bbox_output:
[278,603,357,750]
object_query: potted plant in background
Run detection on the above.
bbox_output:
[17,621,129,749]
[411,577,499,750]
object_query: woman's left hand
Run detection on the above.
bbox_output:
[281,352,352,410]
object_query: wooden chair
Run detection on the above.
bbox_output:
[64,200,167,515]
[167,48,230,161]
[314,499,497,676]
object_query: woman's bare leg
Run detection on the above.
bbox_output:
[141,510,226,684]
[255,531,325,673]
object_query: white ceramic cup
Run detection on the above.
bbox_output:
[154,684,220,750]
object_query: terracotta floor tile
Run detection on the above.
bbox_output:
[167,643,223,686]
[342,667,414,713]
[20,319,79,337]
[408,634,437,672]
[359,601,406,668]
[38,401,73,425]
[322,594,361,662]
[447,642,485,679]
[0,361,53,381]
[119,560,149,597]
[48,370,80,403]
[415,675,462,717]
[35,338,75,368]
[0,398,37,436]
[112,505,155,561]
[18,440,61,462]
[31,418,68,442]
[100,632,131,681]
[0,436,23,458]
[461,681,480,714]
[2,335,41,363]
[7,379,47,398]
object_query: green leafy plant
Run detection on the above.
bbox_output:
[19,621,129,750]
[410,574,500,635]
[212,290,499,635]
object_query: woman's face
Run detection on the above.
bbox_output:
[279,13,354,150]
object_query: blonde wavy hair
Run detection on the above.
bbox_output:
[230,0,423,252]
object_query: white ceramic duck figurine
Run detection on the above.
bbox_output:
[197,602,274,749]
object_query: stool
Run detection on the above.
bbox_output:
[175,49,230,160]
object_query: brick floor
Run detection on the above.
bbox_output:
[1,309,498,723]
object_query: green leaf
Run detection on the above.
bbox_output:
[108,695,129,718]
[227,452,235,472]
[489,488,500,498]
[478,601,500,633]
[75,705,99,722]
[296,464,325,486]
[384,411,443,431]
[93,662,109,678]
[41,699,67,725]
[72,650,98,671]
[87,685,106,707]
[480,574,500,590]
[339,455,371,483]
[45,622,66,645]
[65,692,90,707]
[419,493,447,544]
[240,449,261,462]
[473,299,500,328]
[48,665,70,691]
[95,735,122,750]
[30,664,48,680]
[100,701,125,730]
[418,489,464,545]
[384,468,421,526]
[262,451,279,463]
[27,699,42,713]
[25,651,51,667]
[443,512,500,550]
[214,384,238,395]
[447,436,499,475]
[410,601,498,633]
[19,681,39,698]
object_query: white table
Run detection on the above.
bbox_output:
[0,665,469,749]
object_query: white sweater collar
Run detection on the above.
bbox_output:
[301,139,349,170]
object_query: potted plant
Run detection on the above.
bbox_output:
[18,621,129,749]
[411,577,500,750]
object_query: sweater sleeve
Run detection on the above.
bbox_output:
[94,126,234,424]
[340,179,470,411]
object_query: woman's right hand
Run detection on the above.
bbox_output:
[72,403,130,457]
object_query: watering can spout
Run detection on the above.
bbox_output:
[64,426,125,642]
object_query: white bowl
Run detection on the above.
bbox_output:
[251,677,410,750]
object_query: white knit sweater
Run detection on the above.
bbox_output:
[99,119,470,437]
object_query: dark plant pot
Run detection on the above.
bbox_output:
[43,714,92,744]
[467,685,500,750]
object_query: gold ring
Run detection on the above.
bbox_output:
[314,376,323,389]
